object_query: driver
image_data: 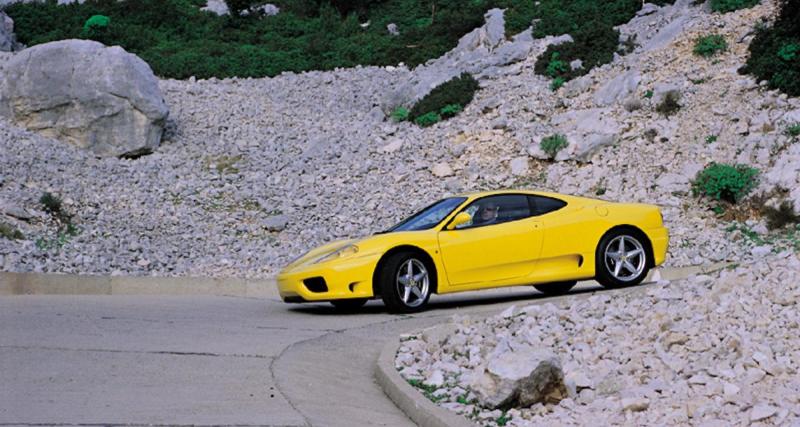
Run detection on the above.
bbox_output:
[472,201,499,226]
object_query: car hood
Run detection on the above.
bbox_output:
[281,230,437,271]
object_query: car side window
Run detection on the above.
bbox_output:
[528,195,567,216]
[455,195,532,229]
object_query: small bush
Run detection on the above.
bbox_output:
[644,89,654,98]
[40,192,63,216]
[550,77,566,91]
[409,73,478,123]
[414,112,441,127]
[693,34,728,57]
[786,123,800,137]
[692,163,759,203]
[710,0,760,13]
[439,104,463,119]
[81,15,110,40]
[0,222,24,240]
[706,135,718,144]
[762,201,800,230]
[656,91,681,117]
[545,52,568,78]
[390,106,409,122]
[777,42,799,61]
[540,134,568,159]
[534,25,620,83]
[741,0,800,96]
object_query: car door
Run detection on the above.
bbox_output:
[437,194,543,286]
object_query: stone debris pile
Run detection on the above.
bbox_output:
[396,254,800,425]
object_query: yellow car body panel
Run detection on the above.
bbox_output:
[277,189,669,302]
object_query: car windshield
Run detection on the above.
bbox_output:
[386,197,467,232]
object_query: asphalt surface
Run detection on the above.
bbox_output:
[0,281,637,427]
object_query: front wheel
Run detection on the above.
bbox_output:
[379,252,433,313]
[330,298,368,310]
[534,280,577,296]
[595,229,651,288]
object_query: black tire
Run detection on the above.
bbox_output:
[534,281,577,296]
[330,298,368,310]
[595,228,651,288]
[378,251,434,314]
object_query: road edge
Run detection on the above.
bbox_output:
[0,271,279,298]
[375,336,477,427]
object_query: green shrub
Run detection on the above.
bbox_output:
[710,0,760,13]
[544,52,568,78]
[777,42,799,60]
[390,106,409,122]
[693,34,728,57]
[40,192,63,216]
[0,222,24,240]
[692,163,759,203]
[439,103,463,118]
[534,25,620,83]
[644,89,654,98]
[550,77,565,91]
[787,123,800,137]
[705,135,718,144]
[741,0,800,96]
[81,15,110,40]
[540,134,568,159]
[762,201,800,230]
[414,111,441,127]
[408,73,479,122]
[656,91,681,117]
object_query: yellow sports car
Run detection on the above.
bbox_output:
[278,190,669,313]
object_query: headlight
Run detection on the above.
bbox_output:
[314,244,359,264]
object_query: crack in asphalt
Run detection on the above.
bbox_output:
[0,345,271,360]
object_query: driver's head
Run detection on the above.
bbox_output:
[480,202,498,220]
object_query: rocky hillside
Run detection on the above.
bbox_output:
[396,255,800,425]
[0,0,798,277]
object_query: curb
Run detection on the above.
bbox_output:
[0,271,279,298]
[375,337,477,427]
[374,261,733,427]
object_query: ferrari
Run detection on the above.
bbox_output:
[277,190,669,313]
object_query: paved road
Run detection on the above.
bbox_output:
[0,281,638,426]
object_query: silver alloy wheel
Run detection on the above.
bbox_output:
[604,235,646,282]
[396,259,429,308]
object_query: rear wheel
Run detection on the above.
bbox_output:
[533,280,577,296]
[330,298,368,310]
[379,252,433,313]
[595,229,651,288]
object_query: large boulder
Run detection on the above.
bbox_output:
[470,345,567,409]
[594,69,640,107]
[0,39,169,157]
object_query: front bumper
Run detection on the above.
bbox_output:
[277,253,380,302]
[648,226,670,266]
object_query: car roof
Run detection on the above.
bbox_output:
[453,189,576,200]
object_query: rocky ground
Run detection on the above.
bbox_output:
[0,0,799,277]
[395,253,800,426]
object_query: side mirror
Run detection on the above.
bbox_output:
[446,212,472,230]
